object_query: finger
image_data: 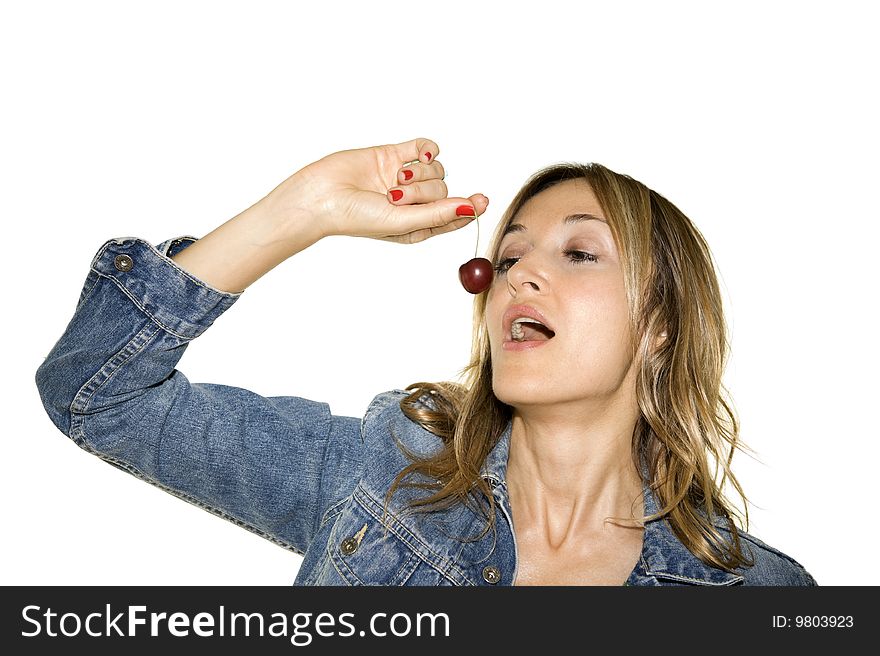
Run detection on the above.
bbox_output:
[387,178,449,205]
[387,189,488,220]
[398,160,445,185]
[384,193,489,237]
[400,214,477,244]
[390,137,440,167]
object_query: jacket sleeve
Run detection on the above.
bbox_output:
[34,236,364,555]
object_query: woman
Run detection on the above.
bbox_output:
[35,137,816,586]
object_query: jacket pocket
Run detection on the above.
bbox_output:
[324,490,423,586]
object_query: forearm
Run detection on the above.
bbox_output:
[170,186,324,294]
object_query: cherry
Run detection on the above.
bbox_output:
[459,257,494,293]
[458,208,494,293]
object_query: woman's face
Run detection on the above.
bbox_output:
[486,179,636,408]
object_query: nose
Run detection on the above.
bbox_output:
[506,251,546,297]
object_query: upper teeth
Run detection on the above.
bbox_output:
[511,317,545,341]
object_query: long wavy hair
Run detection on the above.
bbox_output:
[384,162,756,572]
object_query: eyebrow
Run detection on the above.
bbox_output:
[501,213,607,239]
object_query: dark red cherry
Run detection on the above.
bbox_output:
[459,257,494,294]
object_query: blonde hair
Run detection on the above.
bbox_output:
[385,162,755,572]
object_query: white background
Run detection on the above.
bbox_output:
[2,0,877,585]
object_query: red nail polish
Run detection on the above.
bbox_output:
[402,169,413,181]
[425,152,432,161]
[456,205,475,217]
[390,189,403,201]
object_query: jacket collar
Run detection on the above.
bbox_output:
[480,420,744,586]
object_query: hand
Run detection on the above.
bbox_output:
[263,137,489,244]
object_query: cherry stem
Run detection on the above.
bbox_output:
[474,213,480,259]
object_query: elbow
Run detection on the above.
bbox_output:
[35,355,73,437]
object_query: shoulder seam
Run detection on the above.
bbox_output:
[721,526,812,574]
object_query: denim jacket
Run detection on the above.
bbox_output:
[35,236,818,586]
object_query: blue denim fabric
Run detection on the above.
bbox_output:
[35,236,818,586]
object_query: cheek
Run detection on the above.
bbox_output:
[484,293,504,336]
[569,287,632,353]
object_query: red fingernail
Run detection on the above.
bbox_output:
[456,205,475,217]
[425,152,432,161]
[402,169,413,181]
[390,189,403,201]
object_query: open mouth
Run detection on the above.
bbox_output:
[510,318,556,342]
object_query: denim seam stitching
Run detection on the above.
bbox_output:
[146,239,241,298]
[328,544,360,586]
[110,237,242,299]
[92,268,205,341]
[647,570,744,586]
[353,485,472,586]
[735,531,813,572]
[328,510,423,586]
[331,539,422,587]
[68,320,160,428]
[313,409,341,543]
[326,516,364,585]
[319,496,351,530]
[76,269,101,311]
[93,451,304,555]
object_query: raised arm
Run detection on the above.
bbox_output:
[168,137,489,293]
[34,137,489,555]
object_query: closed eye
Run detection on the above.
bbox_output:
[493,250,598,275]
[566,250,598,263]
[493,257,519,274]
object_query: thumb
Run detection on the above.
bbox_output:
[389,194,489,234]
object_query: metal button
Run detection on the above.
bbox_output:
[482,565,501,584]
[340,537,359,556]
[114,254,133,272]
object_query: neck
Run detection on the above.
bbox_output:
[505,393,644,546]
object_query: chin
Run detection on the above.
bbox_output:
[492,377,557,407]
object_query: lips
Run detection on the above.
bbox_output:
[502,337,553,351]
